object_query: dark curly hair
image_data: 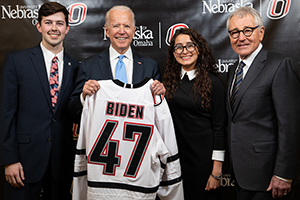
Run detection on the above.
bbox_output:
[163,28,218,110]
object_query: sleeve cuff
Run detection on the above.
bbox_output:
[212,150,225,162]
[80,93,85,106]
[275,175,293,183]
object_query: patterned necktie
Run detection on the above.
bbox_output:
[50,56,59,111]
[115,55,127,83]
[230,61,245,109]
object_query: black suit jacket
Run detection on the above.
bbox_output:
[68,48,160,123]
[226,47,300,191]
[0,45,79,183]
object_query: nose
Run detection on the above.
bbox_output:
[182,47,188,53]
[237,32,246,41]
[119,26,125,34]
[51,23,57,31]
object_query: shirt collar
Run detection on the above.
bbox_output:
[109,45,133,61]
[40,42,64,63]
[239,43,263,67]
[180,67,196,80]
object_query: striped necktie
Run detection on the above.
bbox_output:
[115,55,127,83]
[50,56,59,111]
[230,61,245,109]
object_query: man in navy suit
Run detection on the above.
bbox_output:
[226,7,300,200]
[68,5,165,123]
[0,2,79,199]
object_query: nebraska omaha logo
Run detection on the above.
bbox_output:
[67,2,87,26]
[165,23,189,46]
[267,0,291,20]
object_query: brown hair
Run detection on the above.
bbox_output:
[38,2,69,26]
[163,28,218,110]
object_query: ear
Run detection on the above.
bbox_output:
[259,26,265,42]
[65,25,70,35]
[36,22,42,33]
[132,26,136,37]
[104,25,110,38]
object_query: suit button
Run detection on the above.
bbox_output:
[47,138,52,142]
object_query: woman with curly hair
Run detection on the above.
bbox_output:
[163,28,226,199]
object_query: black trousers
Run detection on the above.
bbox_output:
[235,181,293,200]
[4,162,72,200]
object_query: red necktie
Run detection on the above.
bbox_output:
[50,56,59,111]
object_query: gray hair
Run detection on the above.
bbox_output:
[226,7,263,30]
[105,5,135,27]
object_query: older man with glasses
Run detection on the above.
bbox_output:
[226,6,300,200]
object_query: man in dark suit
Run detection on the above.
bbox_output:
[226,7,300,200]
[0,2,79,199]
[68,5,165,123]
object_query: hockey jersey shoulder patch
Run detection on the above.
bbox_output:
[152,94,165,106]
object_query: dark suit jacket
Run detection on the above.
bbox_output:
[68,48,161,123]
[226,47,300,191]
[0,45,79,183]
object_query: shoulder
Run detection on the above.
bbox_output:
[264,50,297,70]
[209,72,223,84]
[81,54,104,66]
[7,45,40,57]
[4,46,41,65]
[209,72,225,91]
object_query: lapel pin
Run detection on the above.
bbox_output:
[68,62,71,66]
[138,62,141,65]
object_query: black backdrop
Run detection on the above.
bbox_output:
[0,0,300,199]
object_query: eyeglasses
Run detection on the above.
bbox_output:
[228,25,259,39]
[173,43,196,54]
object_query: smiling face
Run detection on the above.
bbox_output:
[173,34,199,71]
[104,9,135,54]
[228,14,264,59]
[36,12,69,54]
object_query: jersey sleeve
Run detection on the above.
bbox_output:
[153,94,184,200]
[73,95,95,200]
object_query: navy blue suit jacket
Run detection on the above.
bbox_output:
[68,48,160,123]
[0,45,79,183]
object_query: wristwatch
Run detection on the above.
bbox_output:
[211,173,222,180]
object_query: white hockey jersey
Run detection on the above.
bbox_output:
[73,78,184,200]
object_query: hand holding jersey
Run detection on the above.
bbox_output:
[73,78,183,200]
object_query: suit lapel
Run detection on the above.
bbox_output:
[30,46,52,110]
[232,48,268,116]
[99,49,113,79]
[55,52,72,111]
[132,51,143,83]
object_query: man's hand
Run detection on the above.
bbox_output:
[151,80,166,96]
[82,80,100,100]
[266,175,291,199]
[5,162,25,188]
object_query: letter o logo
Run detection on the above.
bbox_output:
[267,0,291,20]
[68,3,87,26]
[165,23,189,46]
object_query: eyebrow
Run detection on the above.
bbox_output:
[44,19,65,23]
[175,42,194,45]
[229,26,253,31]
